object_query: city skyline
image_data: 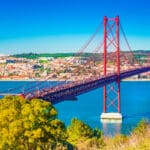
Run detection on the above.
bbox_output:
[0,0,150,54]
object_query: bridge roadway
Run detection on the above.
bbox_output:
[25,66,150,104]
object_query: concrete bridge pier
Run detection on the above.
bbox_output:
[100,112,122,123]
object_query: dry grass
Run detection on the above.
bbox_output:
[75,121,150,150]
[102,122,150,150]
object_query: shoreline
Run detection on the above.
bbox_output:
[0,78,150,82]
[0,79,72,82]
[122,78,150,82]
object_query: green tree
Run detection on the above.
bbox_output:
[67,118,103,146]
[0,96,67,150]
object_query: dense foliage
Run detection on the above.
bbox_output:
[67,118,104,149]
[0,96,68,149]
[67,118,103,144]
[0,96,103,150]
[0,96,149,150]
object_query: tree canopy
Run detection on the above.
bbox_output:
[67,118,103,145]
[0,96,67,150]
[0,96,104,150]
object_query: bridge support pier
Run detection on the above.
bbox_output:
[100,112,122,123]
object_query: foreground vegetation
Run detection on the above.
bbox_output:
[0,96,149,150]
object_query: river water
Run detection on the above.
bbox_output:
[0,81,150,136]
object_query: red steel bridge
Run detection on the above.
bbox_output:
[2,16,150,114]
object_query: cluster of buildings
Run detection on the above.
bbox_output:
[0,54,149,81]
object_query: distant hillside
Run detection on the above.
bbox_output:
[11,50,150,59]
[11,52,96,59]
[12,53,75,59]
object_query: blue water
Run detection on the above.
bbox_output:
[0,81,150,136]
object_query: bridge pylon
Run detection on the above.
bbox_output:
[101,16,122,122]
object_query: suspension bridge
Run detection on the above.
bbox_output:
[1,16,150,120]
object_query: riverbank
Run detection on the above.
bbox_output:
[0,78,150,82]
[0,79,70,82]
[122,78,150,81]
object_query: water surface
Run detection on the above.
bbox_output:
[0,81,150,135]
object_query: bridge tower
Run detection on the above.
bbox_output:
[101,16,122,121]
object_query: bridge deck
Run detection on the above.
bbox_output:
[23,66,150,104]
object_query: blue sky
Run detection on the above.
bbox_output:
[0,0,150,54]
